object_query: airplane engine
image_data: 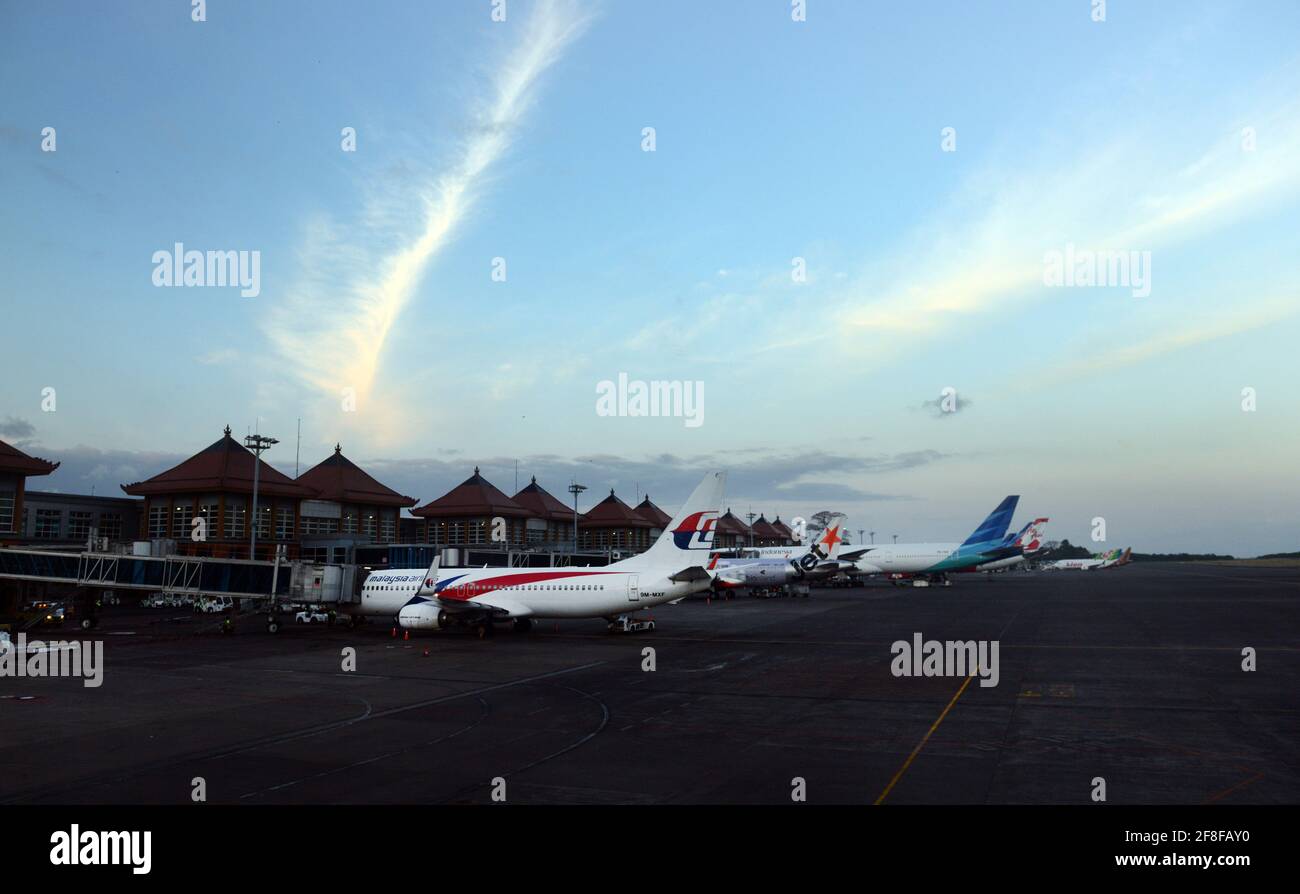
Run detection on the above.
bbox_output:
[397,603,451,630]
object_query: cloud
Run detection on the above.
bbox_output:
[262,0,592,423]
[1040,296,1300,385]
[918,393,973,418]
[0,416,36,440]
[361,445,946,514]
[23,445,188,496]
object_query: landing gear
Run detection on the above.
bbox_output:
[512,618,534,634]
[79,615,98,631]
[267,613,281,634]
[475,621,495,639]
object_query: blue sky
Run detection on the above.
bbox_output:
[2,0,1298,554]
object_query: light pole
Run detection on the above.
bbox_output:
[568,482,587,551]
[245,433,278,560]
[746,511,756,548]
[869,531,875,544]
[858,529,864,547]
[892,533,898,544]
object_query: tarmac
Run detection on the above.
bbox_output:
[1,562,1296,805]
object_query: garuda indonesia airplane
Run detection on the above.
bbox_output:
[839,496,1027,584]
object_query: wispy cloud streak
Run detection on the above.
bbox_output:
[264,0,591,410]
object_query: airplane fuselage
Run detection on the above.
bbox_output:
[354,566,702,623]
[852,541,1018,574]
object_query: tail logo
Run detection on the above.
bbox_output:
[672,511,718,550]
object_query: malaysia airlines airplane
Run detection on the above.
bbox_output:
[709,514,849,591]
[839,496,1024,582]
[350,471,726,635]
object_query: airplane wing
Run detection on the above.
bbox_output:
[668,565,711,583]
[438,595,534,618]
[839,546,875,561]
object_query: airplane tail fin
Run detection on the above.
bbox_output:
[812,513,848,560]
[960,496,1020,547]
[621,471,726,568]
[1016,517,1050,554]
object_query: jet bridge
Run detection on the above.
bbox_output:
[0,548,362,631]
[0,548,293,600]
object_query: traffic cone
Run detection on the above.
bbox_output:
[391,626,397,638]
[403,629,410,641]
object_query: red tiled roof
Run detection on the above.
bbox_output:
[121,427,315,498]
[0,439,59,476]
[715,509,752,536]
[512,476,576,523]
[296,445,416,508]
[581,489,653,528]
[634,495,671,528]
[411,467,532,518]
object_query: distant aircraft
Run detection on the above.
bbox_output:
[838,496,1024,583]
[1042,547,1132,571]
[709,514,849,591]
[350,471,726,635]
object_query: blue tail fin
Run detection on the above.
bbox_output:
[960,496,1019,547]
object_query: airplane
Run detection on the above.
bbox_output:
[1042,547,1132,571]
[348,471,726,636]
[708,514,849,592]
[971,517,1050,572]
[838,496,1023,584]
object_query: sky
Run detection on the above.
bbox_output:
[2,0,1298,555]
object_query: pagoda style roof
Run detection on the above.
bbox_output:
[750,514,781,540]
[581,489,653,528]
[770,515,796,540]
[296,445,416,508]
[715,508,752,537]
[634,495,671,528]
[0,439,59,477]
[512,476,576,523]
[411,467,532,518]
[121,427,314,498]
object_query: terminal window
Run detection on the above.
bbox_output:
[148,505,168,538]
[172,504,193,540]
[68,510,93,541]
[276,506,294,540]
[225,503,246,539]
[98,513,122,541]
[0,491,13,533]
[35,508,63,539]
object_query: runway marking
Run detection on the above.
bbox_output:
[212,660,606,759]
[0,660,605,804]
[1203,770,1265,804]
[238,695,492,800]
[874,671,977,805]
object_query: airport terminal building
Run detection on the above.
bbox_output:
[4,428,798,563]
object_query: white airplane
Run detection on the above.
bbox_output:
[350,471,726,636]
[838,496,1024,583]
[708,514,849,590]
[1042,547,1131,571]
